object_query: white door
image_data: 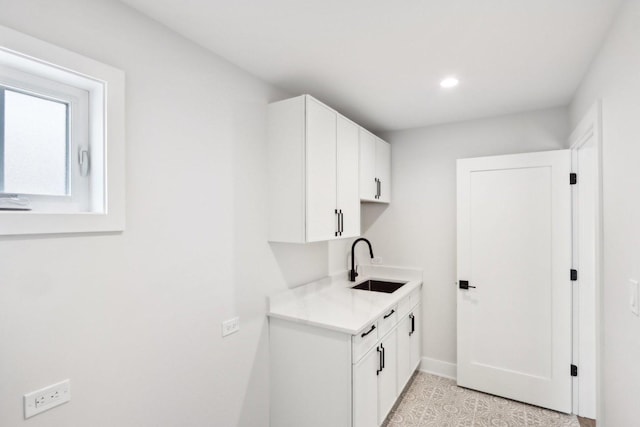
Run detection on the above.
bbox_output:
[375,138,391,203]
[306,98,337,242]
[359,129,377,201]
[337,117,360,238]
[377,329,398,425]
[352,345,379,427]
[457,150,572,413]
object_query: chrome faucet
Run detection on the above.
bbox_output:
[349,238,375,281]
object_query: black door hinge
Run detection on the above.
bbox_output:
[570,173,577,185]
[571,364,578,377]
[571,269,578,281]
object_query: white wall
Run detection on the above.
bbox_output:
[570,1,640,425]
[0,1,328,426]
[362,108,570,367]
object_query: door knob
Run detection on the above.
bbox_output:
[459,280,476,290]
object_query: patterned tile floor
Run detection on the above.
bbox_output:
[382,372,580,427]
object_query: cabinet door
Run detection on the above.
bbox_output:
[410,307,421,372]
[375,138,391,203]
[396,314,413,394]
[377,329,398,425]
[359,129,377,201]
[337,117,360,238]
[353,345,380,427]
[306,98,337,242]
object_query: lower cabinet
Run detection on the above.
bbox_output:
[269,291,421,427]
[352,301,421,427]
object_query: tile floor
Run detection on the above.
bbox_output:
[382,372,580,427]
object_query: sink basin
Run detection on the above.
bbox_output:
[351,279,407,294]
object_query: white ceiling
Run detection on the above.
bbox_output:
[120,0,622,132]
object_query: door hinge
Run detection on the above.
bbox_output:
[570,173,577,185]
[571,269,578,281]
[571,364,578,377]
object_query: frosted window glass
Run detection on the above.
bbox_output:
[3,90,68,195]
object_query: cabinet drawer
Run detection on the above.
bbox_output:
[378,306,398,337]
[409,288,421,309]
[398,289,420,319]
[352,321,378,363]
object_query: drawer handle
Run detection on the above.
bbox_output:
[383,309,395,319]
[361,324,376,338]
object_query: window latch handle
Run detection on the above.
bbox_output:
[78,147,90,177]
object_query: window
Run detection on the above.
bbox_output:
[0,24,125,235]
[0,65,90,212]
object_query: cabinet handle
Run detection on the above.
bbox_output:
[335,209,339,237]
[339,210,343,235]
[383,309,395,319]
[381,343,385,370]
[409,313,415,336]
[376,346,382,376]
[374,178,379,199]
[378,179,382,199]
[361,324,376,338]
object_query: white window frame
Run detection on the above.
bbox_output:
[0,24,125,235]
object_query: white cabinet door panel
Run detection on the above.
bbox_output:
[377,329,398,425]
[359,129,377,201]
[337,117,360,238]
[396,314,412,394]
[375,138,391,203]
[306,98,337,242]
[353,345,379,427]
[410,308,421,372]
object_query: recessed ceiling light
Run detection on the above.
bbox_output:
[440,76,459,89]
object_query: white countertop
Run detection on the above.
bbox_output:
[268,265,423,335]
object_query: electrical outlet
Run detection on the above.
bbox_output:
[630,279,639,316]
[222,317,240,337]
[24,379,70,419]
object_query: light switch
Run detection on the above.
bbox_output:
[630,279,639,316]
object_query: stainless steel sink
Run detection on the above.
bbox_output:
[351,279,407,294]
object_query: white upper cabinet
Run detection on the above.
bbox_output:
[360,130,391,203]
[268,95,360,243]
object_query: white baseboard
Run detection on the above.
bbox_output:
[419,357,457,380]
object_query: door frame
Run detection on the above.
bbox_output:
[569,101,603,419]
